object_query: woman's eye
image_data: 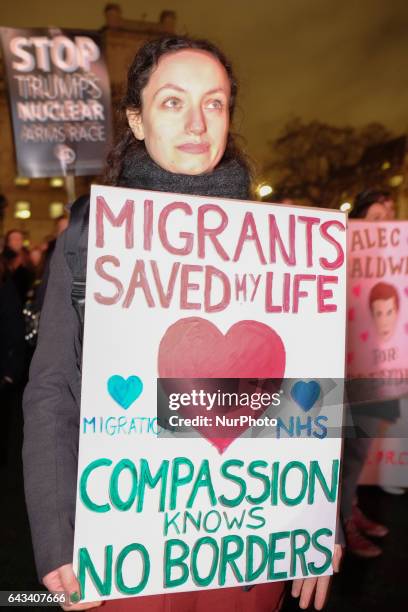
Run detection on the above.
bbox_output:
[206,99,224,110]
[163,97,182,109]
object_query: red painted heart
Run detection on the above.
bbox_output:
[158,317,286,453]
[360,331,369,342]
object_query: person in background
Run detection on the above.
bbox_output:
[28,246,45,298]
[350,189,395,221]
[42,215,69,262]
[1,229,33,302]
[342,189,402,559]
[29,246,44,273]
[34,215,69,311]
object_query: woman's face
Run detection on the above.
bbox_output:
[365,201,394,221]
[29,248,42,267]
[127,49,231,175]
[7,231,24,253]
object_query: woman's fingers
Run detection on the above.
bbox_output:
[63,602,103,611]
[58,564,82,609]
[298,577,318,609]
[43,564,102,611]
[292,575,332,610]
[291,578,304,598]
[313,575,331,610]
[59,563,80,596]
[292,577,318,609]
[292,542,342,608]
[332,544,343,573]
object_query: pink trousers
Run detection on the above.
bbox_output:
[102,583,285,612]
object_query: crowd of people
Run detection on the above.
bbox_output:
[0,217,68,410]
[0,33,406,612]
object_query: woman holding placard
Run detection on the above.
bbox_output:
[342,189,401,558]
[23,36,341,611]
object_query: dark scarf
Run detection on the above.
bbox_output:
[119,146,251,200]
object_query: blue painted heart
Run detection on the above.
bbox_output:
[290,380,321,412]
[107,375,143,409]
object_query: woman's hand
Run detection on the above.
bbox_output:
[291,544,343,610]
[42,564,103,611]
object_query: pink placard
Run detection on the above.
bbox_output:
[347,220,408,400]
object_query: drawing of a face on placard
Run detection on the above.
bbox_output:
[369,282,400,343]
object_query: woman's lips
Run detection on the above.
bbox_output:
[177,143,210,154]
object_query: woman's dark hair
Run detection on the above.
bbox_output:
[103,35,248,185]
[349,189,391,219]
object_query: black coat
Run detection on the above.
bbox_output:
[23,235,82,580]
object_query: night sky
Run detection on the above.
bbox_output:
[1,0,407,165]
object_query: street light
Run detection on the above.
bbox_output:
[257,184,273,198]
[14,201,31,219]
[340,202,352,213]
[50,177,64,188]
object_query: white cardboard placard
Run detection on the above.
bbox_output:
[73,186,346,601]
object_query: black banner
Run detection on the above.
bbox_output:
[0,27,112,177]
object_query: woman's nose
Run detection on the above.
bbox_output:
[185,106,206,135]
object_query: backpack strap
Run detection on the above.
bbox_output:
[64,194,90,344]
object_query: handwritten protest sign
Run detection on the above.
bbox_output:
[0,27,112,177]
[73,186,346,601]
[347,221,408,399]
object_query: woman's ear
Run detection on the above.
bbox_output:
[126,109,144,140]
